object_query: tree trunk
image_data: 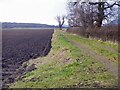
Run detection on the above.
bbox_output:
[97,2,105,27]
[59,25,62,30]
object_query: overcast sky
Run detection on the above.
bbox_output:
[0,0,68,25]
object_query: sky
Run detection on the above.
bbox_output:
[0,0,68,25]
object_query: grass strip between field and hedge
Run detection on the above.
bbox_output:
[10,30,118,88]
[64,31,119,64]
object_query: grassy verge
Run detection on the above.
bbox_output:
[10,30,117,88]
[64,32,118,64]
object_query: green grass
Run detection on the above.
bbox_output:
[10,30,118,88]
[63,32,118,64]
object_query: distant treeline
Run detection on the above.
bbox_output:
[2,22,59,29]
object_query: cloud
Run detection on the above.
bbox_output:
[0,0,67,25]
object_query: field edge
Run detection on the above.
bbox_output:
[10,29,118,88]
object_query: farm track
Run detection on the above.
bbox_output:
[62,34,118,77]
[2,29,54,87]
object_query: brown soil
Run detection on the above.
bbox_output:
[2,29,54,88]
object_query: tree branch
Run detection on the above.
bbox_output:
[104,2,120,9]
[89,2,100,5]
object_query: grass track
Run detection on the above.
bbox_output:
[63,31,118,64]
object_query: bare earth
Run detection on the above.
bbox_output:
[2,29,54,87]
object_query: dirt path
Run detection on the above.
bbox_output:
[62,34,118,77]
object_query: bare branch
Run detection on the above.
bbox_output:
[55,15,66,30]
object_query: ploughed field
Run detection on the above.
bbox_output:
[2,29,54,87]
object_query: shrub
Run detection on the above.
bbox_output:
[67,25,119,43]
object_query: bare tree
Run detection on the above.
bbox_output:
[67,0,97,28]
[56,15,66,30]
[73,0,120,27]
